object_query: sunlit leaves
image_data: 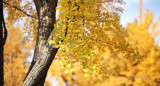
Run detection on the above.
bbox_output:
[4,0,38,41]
[49,0,141,79]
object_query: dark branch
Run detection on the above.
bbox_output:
[2,13,7,46]
[3,1,38,20]
[61,75,69,86]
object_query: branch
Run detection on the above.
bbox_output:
[3,1,38,20]
[2,12,7,46]
[4,63,10,71]
[61,75,69,86]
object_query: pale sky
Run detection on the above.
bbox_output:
[121,0,160,27]
[120,0,160,46]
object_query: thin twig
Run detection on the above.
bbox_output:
[3,1,38,20]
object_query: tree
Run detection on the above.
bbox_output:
[47,0,160,86]
[2,0,141,86]
[3,25,32,86]
[0,0,7,85]
[0,0,4,84]
[3,24,54,86]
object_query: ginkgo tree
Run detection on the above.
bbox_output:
[47,0,160,86]
[3,24,52,86]
[3,25,32,86]
[1,0,141,86]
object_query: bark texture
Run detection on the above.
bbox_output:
[22,0,58,86]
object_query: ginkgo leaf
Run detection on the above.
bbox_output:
[65,70,69,73]
[66,64,71,68]
[53,45,59,48]
[84,73,89,77]
[70,68,75,72]
[49,40,55,44]
[72,6,78,10]
[89,21,96,25]
[82,68,89,72]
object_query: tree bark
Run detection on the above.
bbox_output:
[22,32,58,86]
[22,0,58,86]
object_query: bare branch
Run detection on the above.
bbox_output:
[3,1,38,20]
[2,13,7,46]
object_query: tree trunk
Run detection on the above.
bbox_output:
[0,0,4,85]
[22,0,58,86]
[22,33,58,86]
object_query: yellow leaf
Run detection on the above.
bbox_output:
[82,68,89,72]
[72,6,78,10]
[66,64,71,68]
[89,21,96,25]
[70,68,75,72]
[65,70,69,73]
[49,40,55,44]
[84,73,89,77]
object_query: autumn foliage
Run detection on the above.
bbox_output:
[47,0,160,86]
[3,25,33,86]
[2,0,160,86]
[49,0,141,79]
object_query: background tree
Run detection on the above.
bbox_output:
[3,25,32,86]
[0,0,7,85]
[0,0,4,84]
[3,24,54,86]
